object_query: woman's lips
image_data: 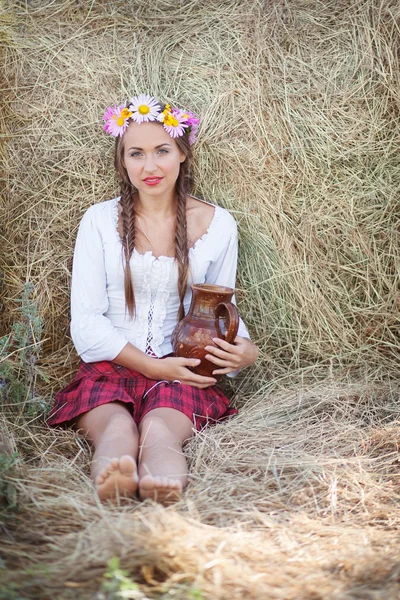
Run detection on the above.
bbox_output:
[143,177,163,186]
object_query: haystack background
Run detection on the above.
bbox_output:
[1,0,400,598]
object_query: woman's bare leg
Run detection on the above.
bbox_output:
[138,407,195,504]
[74,401,139,501]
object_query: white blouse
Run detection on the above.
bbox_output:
[70,197,250,374]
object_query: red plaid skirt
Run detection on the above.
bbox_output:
[47,359,238,432]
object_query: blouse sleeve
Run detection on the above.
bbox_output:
[205,211,251,378]
[70,206,129,363]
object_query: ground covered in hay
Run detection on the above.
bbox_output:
[1,0,399,598]
[2,379,400,599]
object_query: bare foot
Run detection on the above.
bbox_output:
[139,475,183,505]
[95,455,138,501]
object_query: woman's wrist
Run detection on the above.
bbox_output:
[141,356,164,379]
[112,342,158,378]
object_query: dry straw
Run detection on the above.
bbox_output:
[1,0,400,598]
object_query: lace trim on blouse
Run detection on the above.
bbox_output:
[144,297,158,357]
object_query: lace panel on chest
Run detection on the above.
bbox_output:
[145,296,157,357]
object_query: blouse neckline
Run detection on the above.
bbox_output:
[110,197,221,261]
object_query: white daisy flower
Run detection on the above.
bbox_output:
[128,94,161,123]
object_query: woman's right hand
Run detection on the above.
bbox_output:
[149,356,217,389]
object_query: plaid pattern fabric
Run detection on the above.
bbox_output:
[47,359,238,432]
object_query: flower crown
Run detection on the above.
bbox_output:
[102,93,199,145]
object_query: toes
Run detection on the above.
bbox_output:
[110,458,120,470]
[168,478,181,491]
[95,474,105,485]
[138,475,183,503]
[96,467,111,482]
[138,475,153,490]
[173,481,183,493]
[119,455,137,477]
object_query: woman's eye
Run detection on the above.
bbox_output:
[129,149,168,157]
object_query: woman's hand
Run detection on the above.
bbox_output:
[204,336,259,376]
[148,356,217,389]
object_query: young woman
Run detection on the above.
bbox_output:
[47,94,259,504]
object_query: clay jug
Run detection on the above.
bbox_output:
[171,283,239,378]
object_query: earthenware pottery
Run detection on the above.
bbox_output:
[171,283,239,378]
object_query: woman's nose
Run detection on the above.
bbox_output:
[144,154,157,172]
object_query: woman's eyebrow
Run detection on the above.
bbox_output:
[127,143,172,150]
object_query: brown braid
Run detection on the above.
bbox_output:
[113,101,194,321]
[119,180,136,318]
[114,135,137,318]
[175,172,190,322]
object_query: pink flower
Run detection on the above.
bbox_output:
[186,112,199,128]
[186,111,200,145]
[162,108,189,138]
[102,105,132,137]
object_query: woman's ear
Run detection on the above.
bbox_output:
[179,151,186,163]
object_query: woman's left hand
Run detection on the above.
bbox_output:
[204,336,259,376]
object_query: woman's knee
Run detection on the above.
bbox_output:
[103,411,136,437]
[74,401,135,442]
[139,408,194,443]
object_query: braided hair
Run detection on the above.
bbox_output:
[113,104,194,321]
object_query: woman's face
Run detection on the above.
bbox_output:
[122,121,186,197]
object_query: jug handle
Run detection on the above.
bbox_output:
[215,302,239,345]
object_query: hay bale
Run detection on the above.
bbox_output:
[1,0,399,390]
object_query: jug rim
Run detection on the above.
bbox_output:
[191,283,236,294]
